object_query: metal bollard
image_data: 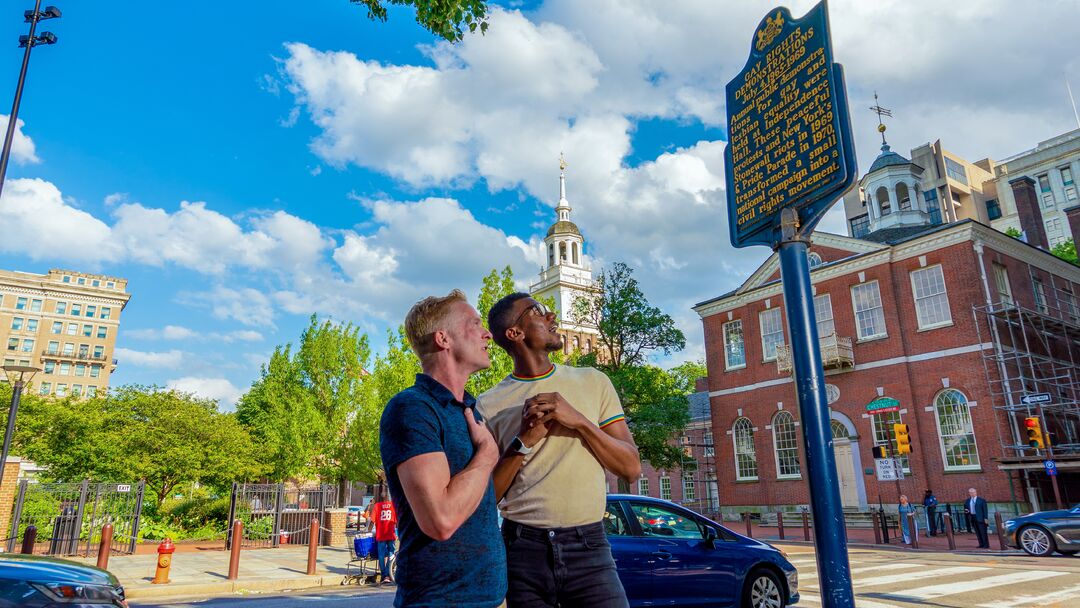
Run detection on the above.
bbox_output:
[943,512,956,550]
[907,512,919,549]
[801,510,810,541]
[151,538,174,584]
[777,511,785,540]
[96,524,113,570]
[743,512,752,538]
[994,512,1007,550]
[307,519,319,576]
[20,525,37,555]
[228,520,243,581]
[880,508,890,544]
[872,512,881,544]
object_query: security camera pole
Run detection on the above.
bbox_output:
[0,0,60,201]
[725,2,858,605]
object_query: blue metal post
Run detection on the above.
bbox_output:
[777,209,854,607]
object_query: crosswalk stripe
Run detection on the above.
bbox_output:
[797,592,904,608]
[885,570,1069,601]
[850,562,923,575]
[804,566,987,590]
[976,583,1080,608]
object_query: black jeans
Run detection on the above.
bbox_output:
[502,520,628,608]
[926,506,937,535]
[968,514,990,547]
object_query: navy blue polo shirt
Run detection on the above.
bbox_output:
[380,373,506,608]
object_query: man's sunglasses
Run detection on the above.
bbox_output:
[513,302,551,326]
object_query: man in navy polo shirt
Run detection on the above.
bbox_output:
[380,289,506,607]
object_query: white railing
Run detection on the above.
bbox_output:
[775,334,854,374]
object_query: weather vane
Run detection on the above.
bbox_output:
[869,91,892,146]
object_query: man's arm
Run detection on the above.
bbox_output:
[396,408,499,542]
[492,414,549,500]
[526,393,641,482]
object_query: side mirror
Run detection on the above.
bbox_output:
[703,526,718,548]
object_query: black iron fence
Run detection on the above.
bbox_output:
[226,482,337,549]
[6,480,145,556]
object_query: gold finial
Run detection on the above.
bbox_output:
[559,152,567,172]
[869,91,893,148]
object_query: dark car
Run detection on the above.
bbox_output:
[605,494,799,607]
[0,553,127,607]
[1003,503,1080,557]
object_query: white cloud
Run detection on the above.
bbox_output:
[0,115,40,165]
[166,376,244,408]
[178,286,277,328]
[126,325,263,343]
[114,348,186,369]
[0,178,115,263]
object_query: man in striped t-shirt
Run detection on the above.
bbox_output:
[478,293,641,608]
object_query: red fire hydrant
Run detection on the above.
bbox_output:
[151,538,175,584]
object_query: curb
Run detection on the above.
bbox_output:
[125,573,351,601]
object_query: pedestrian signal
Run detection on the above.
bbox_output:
[1024,417,1045,449]
[893,423,911,455]
[872,445,888,459]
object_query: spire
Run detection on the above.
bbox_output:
[556,152,571,222]
[869,91,893,152]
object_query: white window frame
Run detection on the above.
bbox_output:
[723,319,746,370]
[638,477,649,496]
[703,430,714,457]
[683,473,696,502]
[910,265,952,329]
[851,281,887,340]
[814,294,835,337]
[660,476,672,500]
[1033,279,1048,314]
[733,418,758,481]
[933,389,981,472]
[772,411,801,479]
[871,410,911,473]
[993,263,1013,305]
[759,308,784,362]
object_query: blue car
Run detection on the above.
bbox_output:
[0,553,127,607]
[605,495,799,607]
[1003,503,1080,557]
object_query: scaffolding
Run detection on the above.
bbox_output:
[973,266,1080,459]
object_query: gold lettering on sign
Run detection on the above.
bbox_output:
[729,23,842,232]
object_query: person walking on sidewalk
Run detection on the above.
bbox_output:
[369,485,398,584]
[965,487,990,548]
[379,290,506,607]
[479,294,642,608]
[898,495,918,545]
[923,489,939,536]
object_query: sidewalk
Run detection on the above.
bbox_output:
[736,520,1023,554]
[72,545,371,601]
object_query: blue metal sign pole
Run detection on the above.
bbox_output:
[777,208,854,607]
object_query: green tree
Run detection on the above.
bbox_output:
[1005,227,1023,239]
[605,365,693,470]
[572,262,686,370]
[1051,238,1079,265]
[468,265,517,396]
[350,0,489,42]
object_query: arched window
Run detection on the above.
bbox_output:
[733,418,758,480]
[548,244,555,267]
[808,252,823,268]
[934,389,980,470]
[572,242,579,265]
[877,186,891,216]
[897,182,911,210]
[572,336,579,351]
[772,411,801,478]
[559,242,567,263]
[830,419,849,439]
[584,339,591,354]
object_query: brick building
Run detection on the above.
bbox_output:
[694,216,1080,517]
[604,388,720,516]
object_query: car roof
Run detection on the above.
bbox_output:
[0,554,118,586]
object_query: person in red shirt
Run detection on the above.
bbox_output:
[368,484,398,583]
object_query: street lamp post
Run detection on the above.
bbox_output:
[0,1,60,201]
[1,365,40,490]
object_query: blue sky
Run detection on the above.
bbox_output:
[1,1,1078,406]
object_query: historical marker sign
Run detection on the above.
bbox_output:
[725,0,857,248]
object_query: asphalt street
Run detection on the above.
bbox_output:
[132,545,1080,608]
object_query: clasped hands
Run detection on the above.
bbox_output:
[518,392,588,448]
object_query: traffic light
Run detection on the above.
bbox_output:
[872,445,888,459]
[1024,417,1045,449]
[893,423,911,455]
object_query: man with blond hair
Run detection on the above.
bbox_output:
[380,289,506,607]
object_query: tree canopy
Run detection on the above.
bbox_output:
[350,0,489,42]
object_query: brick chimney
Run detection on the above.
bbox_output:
[695,376,708,393]
[1010,176,1048,249]
[1066,205,1080,248]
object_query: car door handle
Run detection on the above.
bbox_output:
[651,551,672,559]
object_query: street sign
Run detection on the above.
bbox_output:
[865,397,900,415]
[875,458,905,481]
[1045,460,1058,476]
[117,484,131,493]
[1021,392,1052,405]
[725,0,857,248]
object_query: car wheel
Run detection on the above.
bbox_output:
[743,568,785,608]
[1018,526,1056,557]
